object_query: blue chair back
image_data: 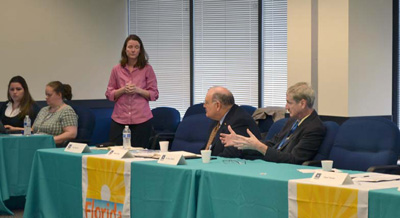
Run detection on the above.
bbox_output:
[90,108,113,145]
[151,107,181,134]
[329,117,400,171]
[170,113,214,154]
[239,105,257,116]
[313,121,339,160]
[265,118,288,141]
[183,103,205,119]
[71,105,96,142]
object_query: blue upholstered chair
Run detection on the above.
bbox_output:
[150,107,181,149]
[239,105,257,116]
[170,113,213,154]
[60,105,96,147]
[183,103,205,119]
[312,121,340,161]
[265,118,288,141]
[72,105,96,141]
[328,117,400,171]
[89,108,113,145]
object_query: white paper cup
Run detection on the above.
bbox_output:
[201,150,212,163]
[321,160,333,172]
[159,141,169,153]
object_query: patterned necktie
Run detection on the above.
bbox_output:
[277,120,299,150]
[205,123,221,150]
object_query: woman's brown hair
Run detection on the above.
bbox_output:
[119,34,148,69]
[7,76,36,119]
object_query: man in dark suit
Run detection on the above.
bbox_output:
[203,86,261,158]
[221,82,326,164]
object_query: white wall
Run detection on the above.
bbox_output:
[0,0,127,101]
[318,0,349,116]
[288,0,392,117]
[348,0,392,116]
[287,0,312,86]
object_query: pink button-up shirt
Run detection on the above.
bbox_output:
[105,64,159,124]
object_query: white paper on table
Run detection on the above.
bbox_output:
[350,172,400,189]
[95,154,156,162]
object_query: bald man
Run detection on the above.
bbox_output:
[202,86,261,158]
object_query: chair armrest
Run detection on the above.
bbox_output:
[367,165,400,175]
[302,160,322,167]
[157,133,176,141]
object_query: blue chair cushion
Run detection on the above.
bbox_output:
[151,107,180,134]
[329,117,400,171]
[183,103,206,119]
[265,118,288,141]
[71,105,95,141]
[171,113,213,154]
[313,121,339,161]
[89,108,113,145]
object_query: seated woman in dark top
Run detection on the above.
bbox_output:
[0,76,39,131]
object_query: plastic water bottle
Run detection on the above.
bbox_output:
[24,115,31,136]
[122,125,131,149]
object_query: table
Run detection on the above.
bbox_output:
[24,149,203,218]
[369,188,400,217]
[0,134,55,215]
[23,149,400,218]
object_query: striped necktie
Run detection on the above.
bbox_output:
[277,120,299,150]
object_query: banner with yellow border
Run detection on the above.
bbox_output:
[288,179,368,218]
[82,156,133,218]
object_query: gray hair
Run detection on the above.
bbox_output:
[287,82,315,108]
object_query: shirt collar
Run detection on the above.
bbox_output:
[298,111,312,126]
[219,107,231,126]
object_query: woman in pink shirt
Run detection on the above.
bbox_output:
[106,35,159,148]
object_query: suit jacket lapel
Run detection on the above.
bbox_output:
[210,105,237,150]
[277,110,317,151]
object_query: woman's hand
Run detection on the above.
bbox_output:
[125,83,135,94]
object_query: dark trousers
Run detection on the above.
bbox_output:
[109,119,153,149]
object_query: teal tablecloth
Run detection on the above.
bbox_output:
[196,160,311,218]
[0,134,55,215]
[23,149,400,218]
[24,149,204,218]
[369,188,400,217]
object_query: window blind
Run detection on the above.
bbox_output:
[263,0,287,107]
[129,0,190,117]
[193,0,259,106]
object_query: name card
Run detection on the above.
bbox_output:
[311,171,353,186]
[64,142,91,153]
[105,148,134,159]
[157,153,187,165]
